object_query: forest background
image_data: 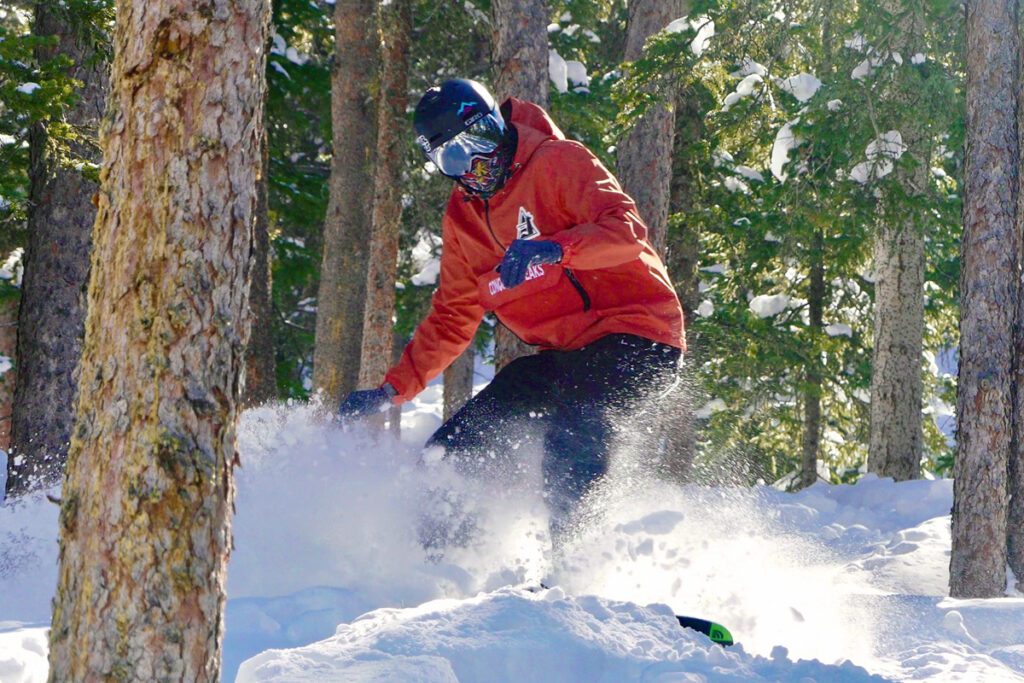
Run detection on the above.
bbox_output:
[0,0,965,493]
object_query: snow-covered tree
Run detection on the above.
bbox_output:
[612,0,961,484]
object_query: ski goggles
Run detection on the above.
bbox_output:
[426,109,507,177]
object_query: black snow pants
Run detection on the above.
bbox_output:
[426,333,682,537]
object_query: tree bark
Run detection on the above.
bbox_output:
[0,298,17,454]
[47,0,269,679]
[243,127,276,407]
[5,2,107,498]
[668,82,704,327]
[868,223,924,481]
[389,331,404,436]
[951,0,1018,598]
[491,0,548,371]
[799,231,825,489]
[492,0,549,109]
[617,0,681,258]
[312,0,377,406]
[1010,0,1024,597]
[444,347,475,420]
[358,0,410,393]
[1011,370,1024,590]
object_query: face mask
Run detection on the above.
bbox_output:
[456,143,515,197]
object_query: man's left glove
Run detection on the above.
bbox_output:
[498,239,563,288]
[339,383,397,418]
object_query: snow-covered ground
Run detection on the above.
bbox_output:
[2,380,1024,682]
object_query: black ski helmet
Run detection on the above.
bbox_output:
[413,79,498,158]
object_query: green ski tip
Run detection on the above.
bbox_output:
[676,616,735,647]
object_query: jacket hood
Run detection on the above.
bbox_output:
[500,97,565,169]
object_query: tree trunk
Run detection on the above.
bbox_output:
[617,0,681,258]
[444,347,475,420]
[491,0,548,371]
[668,82,705,327]
[47,0,269,679]
[799,231,825,489]
[868,223,924,480]
[1011,364,1024,589]
[866,1,927,483]
[312,0,377,406]
[492,0,549,109]
[389,331,404,436]
[244,127,276,407]
[0,298,18,454]
[5,2,107,498]
[1010,0,1024,597]
[951,0,1018,598]
[358,0,410,393]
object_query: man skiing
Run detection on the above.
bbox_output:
[340,79,685,538]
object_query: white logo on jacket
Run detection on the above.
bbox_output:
[516,207,541,240]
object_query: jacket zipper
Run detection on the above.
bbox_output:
[564,269,592,312]
[482,198,534,345]
[483,200,507,251]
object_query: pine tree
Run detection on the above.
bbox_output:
[950,0,1018,598]
[244,126,276,407]
[617,0,681,257]
[359,0,411,407]
[47,0,270,677]
[312,0,377,405]
[6,1,109,498]
[866,0,931,483]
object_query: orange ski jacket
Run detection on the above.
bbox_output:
[384,98,685,403]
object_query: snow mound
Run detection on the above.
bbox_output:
[7,401,1024,683]
[236,587,887,683]
[0,626,47,683]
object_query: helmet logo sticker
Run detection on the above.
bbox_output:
[457,101,476,117]
[516,207,541,240]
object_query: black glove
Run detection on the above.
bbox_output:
[498,239,563,288]
[339,383,397,418]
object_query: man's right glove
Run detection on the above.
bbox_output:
[498,239,563,288]
[339,383,397,418]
